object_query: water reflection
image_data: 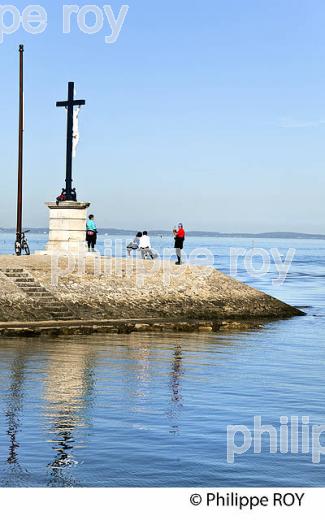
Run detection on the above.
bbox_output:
[43,345,96,486]
[0,319,323,487]
[168,345,184,435]
[6,352,25,465]
[3,348,28,485]
[125,341,152,400]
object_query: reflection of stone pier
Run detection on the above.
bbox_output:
[43,345,95,485]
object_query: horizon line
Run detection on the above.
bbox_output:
[0,228,324,239]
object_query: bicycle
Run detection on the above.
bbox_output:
[15,230,31,256]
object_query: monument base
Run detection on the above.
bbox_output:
[40,201,91,254]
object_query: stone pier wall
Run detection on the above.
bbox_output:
[0,256,304,328]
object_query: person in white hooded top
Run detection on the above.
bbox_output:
[139,231,155,259]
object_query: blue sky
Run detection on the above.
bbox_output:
[1,0,325,232]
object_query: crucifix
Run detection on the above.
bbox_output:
[56,82,85,201]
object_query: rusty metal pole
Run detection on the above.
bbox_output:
[16,44,24,254]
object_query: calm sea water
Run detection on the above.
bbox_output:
[0,233,324,487]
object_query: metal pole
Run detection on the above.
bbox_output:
[16,44,24,251]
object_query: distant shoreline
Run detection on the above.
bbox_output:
[0,229,324,240]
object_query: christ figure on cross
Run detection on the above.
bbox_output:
[72,106,81,158]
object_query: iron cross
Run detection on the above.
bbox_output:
[56,82,86,201]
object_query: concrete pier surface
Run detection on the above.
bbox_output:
[0,255,304,336]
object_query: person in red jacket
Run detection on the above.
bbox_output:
[173,223,185,265]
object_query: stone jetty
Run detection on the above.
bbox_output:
[0,255,304,337]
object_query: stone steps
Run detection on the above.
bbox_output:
[0,268,75,321]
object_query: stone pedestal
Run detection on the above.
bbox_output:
[44,201,90,254]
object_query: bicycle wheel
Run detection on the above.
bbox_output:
[15,241,22,256]
[23,242,30,256]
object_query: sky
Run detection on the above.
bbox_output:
[0,0,325,233]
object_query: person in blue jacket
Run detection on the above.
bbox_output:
[86,214,97,252]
